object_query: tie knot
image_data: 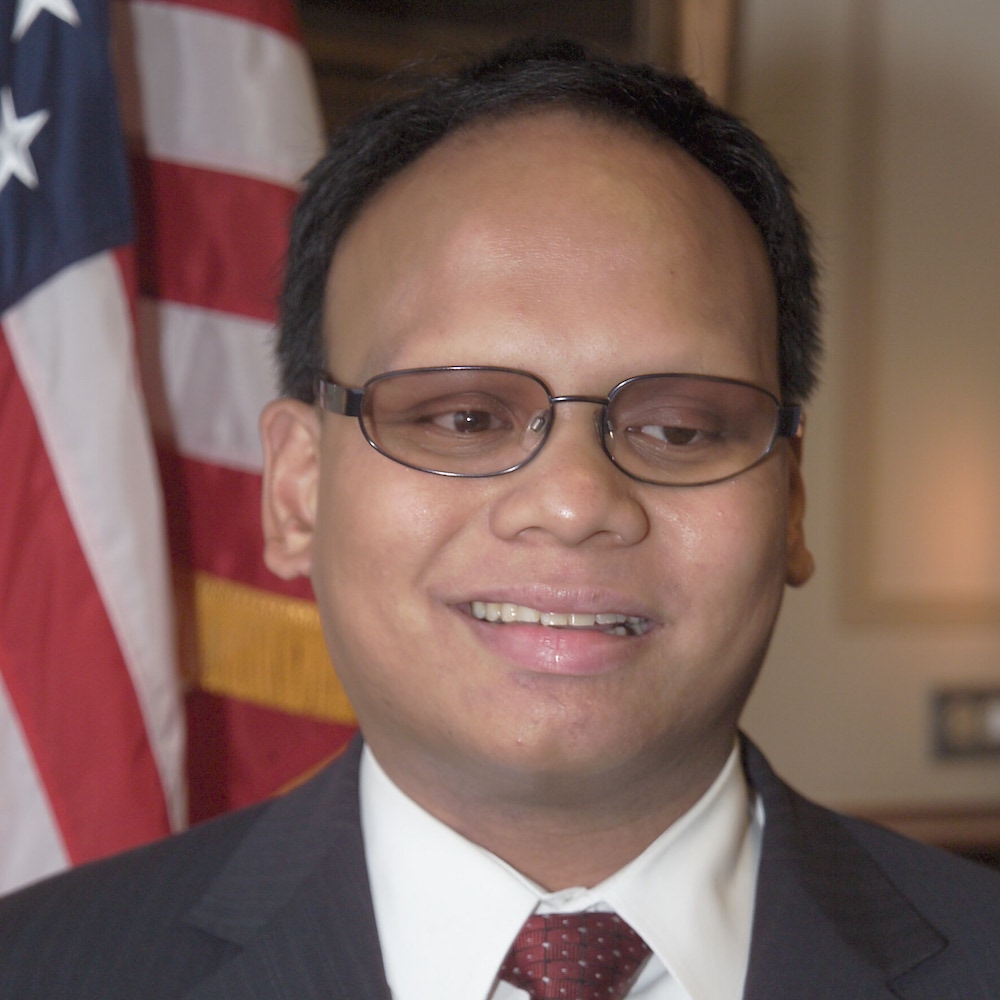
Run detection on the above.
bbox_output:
[499,912,651,1000]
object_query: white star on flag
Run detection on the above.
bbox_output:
[12,0,80,42]
[0,86,50,194]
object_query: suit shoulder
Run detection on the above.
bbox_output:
[840,811,1000,916]
[0,799,268,997]
[3,794,264,917]
[744,735,1000,990]
[0,748,359,998]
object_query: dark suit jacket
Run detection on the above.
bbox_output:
[2,736,1000,998]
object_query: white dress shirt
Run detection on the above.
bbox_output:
[360,744,763,1000]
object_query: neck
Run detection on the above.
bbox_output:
[446,791,703,890]
[369,740,734,890]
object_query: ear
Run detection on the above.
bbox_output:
[785,431,815,587]
[260,399,321,580]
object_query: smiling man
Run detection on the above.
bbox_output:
[264,103,807,898]
[3,38,1000,1000]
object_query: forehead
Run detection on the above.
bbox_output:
[323,109,776,382]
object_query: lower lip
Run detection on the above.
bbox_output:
[465,614,649,676]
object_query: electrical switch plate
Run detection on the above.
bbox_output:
[933,688,1000,758]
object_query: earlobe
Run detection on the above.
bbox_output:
[260,399,321,580]
[785,434,815,587]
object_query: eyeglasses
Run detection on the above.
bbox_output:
[316,366,801,487]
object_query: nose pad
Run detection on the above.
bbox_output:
[592,406,618,466]
[593,407,607,443]
[520,408,551,454]
[519,406,610,456]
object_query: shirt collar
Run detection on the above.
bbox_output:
[360,745,762,1000]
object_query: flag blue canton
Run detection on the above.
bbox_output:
[0,0,132,314]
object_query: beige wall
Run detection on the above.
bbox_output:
[737,0,1000,807]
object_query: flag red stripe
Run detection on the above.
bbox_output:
[158,446,313,601]
[186,690,353,821]
[0,331,171,863]
[132,155,297,322]
[132,0,303,43]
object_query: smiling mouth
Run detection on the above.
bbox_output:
[469,601,651,636]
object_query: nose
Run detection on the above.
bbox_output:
[489,404,650,547]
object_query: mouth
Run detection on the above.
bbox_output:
[469,601,651,637]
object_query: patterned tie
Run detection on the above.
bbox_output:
[499,912,651,1000]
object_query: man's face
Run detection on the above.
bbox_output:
[262,111,811,817]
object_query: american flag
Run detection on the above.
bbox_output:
[0,0,183,893]
[1,0,350,895]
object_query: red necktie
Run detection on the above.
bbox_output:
[499,912,651,1000]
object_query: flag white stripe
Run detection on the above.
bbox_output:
[3,255,185,830]
[114,0,324,186]
[0,674,69,895]
[141,299,277,473]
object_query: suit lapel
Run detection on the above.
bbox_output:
[181,738,391,1000]
[741,739,945,999]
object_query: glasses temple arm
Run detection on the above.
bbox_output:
[316,376,364,417]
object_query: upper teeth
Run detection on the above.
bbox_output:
[470,601,647,634]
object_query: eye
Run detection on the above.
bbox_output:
[624,413,723,450]
[428,409,504,434]
[397,392,517,438]
[632,424,707,446]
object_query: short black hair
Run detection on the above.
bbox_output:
[278,38,820,404]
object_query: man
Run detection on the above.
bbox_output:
[2,39,1000,1000]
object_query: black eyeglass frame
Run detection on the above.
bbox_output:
[315,366,802,487]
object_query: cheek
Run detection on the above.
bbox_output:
[309,459,438,723]
[309,441,481,647]
[663,473,790,642]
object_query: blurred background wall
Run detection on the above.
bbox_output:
[736,0,1000,847]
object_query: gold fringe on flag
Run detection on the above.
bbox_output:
[178,571,356,725]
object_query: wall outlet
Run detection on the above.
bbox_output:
[933,688,1000,758]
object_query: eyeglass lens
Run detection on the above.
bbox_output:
[355,368,786,486]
